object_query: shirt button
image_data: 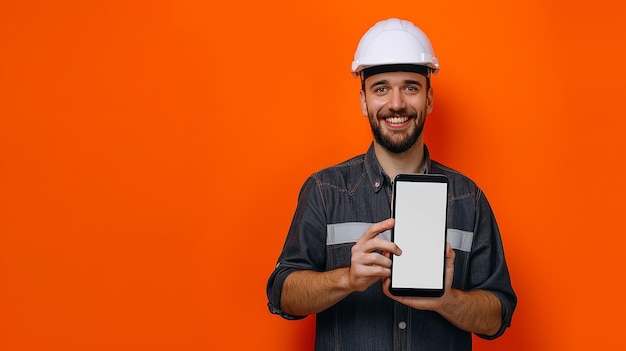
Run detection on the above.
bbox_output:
[398,321,407,330]
[374,181,380,188]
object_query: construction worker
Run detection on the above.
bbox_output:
[267,18,516,350]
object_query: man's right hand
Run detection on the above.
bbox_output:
[280,218,402,316]
[348,218,402,292]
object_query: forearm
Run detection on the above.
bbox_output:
[280,268,352,317]
[437,288,502,336]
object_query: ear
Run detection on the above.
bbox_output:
[426,86,434,114]
[359,90,368,117]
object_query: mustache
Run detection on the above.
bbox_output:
[378,110,418,119]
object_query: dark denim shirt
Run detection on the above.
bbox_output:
[267,144,517,351]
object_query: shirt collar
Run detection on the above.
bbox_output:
[364,142,432,193]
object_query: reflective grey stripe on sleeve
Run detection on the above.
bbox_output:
[447,228,473,252]
[327,222,391,245]
[327,223,472,252]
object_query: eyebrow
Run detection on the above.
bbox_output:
[369,79,423,89]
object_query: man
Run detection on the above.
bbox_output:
[266,18,516,350]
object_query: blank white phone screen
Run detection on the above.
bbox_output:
[392,180,447,289]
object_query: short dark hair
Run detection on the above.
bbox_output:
[360,64,431,92]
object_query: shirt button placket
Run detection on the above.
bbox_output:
[393,302,409,351]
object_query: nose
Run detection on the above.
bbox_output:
[387,89,406,112]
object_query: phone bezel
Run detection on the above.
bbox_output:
[389,173,449,297]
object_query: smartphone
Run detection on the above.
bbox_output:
[390,173,448,297]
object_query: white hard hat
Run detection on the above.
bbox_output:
[351,18,439,77]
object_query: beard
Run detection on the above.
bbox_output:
[369,107,426,154]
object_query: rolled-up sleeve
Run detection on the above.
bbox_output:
[266,176,327,319]
[470,189,517,339]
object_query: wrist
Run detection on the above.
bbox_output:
[436,287,461,314]
[336,267,354,293]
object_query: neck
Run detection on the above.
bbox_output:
[373,139,425,181]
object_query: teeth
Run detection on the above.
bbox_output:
[385,116,409,124]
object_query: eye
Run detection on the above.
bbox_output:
[374,86,388,94]
[405,86,419,93]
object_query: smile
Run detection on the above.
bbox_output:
[385,116,410,124]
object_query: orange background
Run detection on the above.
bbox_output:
[1,1,625,350]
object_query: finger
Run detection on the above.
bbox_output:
[351,252,392,274]
[381,277,397,300]
[359,218,394,242]
[381,277,390,292]
[445,243,455,262]
[358,236,402,256]
[360,251,393,268]
[364,264,392,279]
[444,243,456,288]
[350,260,392,283]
